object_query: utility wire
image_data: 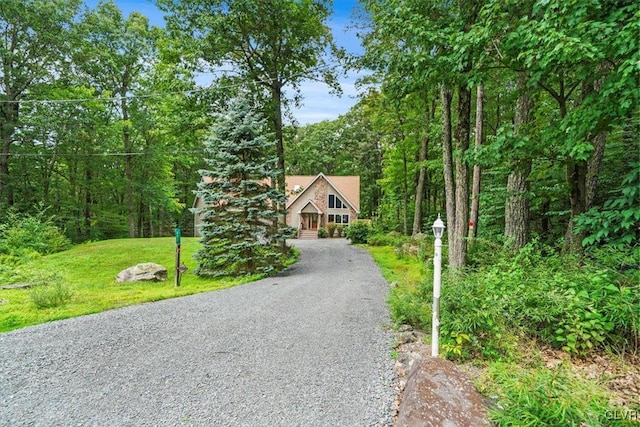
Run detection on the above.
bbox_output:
[0,65,340,106]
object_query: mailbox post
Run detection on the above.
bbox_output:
[175,228,181,287]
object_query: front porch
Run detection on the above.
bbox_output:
[296,201,324,240]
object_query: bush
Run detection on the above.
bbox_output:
[29,272,74,309]
[0,209,70,256]
[345,221,373,244]
[388,240,639,361]
[317,228,327,238]
[327,222,337,238]
[336,225,344,237]
[439,242,640,358]
[367,232,406,247]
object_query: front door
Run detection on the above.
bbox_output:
[307,213,319,230]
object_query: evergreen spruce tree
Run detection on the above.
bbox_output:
[192,93,288,277]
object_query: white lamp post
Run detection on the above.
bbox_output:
[431,214,445,358]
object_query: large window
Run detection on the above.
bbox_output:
[328,214,350,225]
[328,194,346,209]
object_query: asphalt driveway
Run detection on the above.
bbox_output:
[0,239,396,426]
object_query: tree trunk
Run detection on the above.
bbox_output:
[565,72,608,250]
[402,143,409,236]
[586,132,606,210]
[271,81,288,251]
[440,85,455,247]
[121,93,135,238]
[505,164,531,249]
[469,85,483,238]
[450,85,471,269]
[505,73,533,250]
[84,167,93,240]
[564,159,588,250]
[0,101,18,205]
[412,103,430,236]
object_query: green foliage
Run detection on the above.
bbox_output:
[575,161,640,248]
[335,225,344,238]
[367,233,405,247]
[345,221,373,244]
[327,222,337,238]
[192,93,289,277]
[440,243,639,358]
[29,273,74,309]
[317,228,327,238]
[441,331,471,359]
[480,363,636,427]
[379,237,639,360]
[0,209,71,256]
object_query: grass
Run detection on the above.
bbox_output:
[366,245,426,292]
[366,245,431,329]
[0,237,296,333]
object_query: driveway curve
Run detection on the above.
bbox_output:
[0,239,396,426]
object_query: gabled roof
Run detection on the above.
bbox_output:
[297,199,324,214]
[285,173,360,213]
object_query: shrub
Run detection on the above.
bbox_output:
[0,209,70,256]
[335,225,344,237]
[389,240,640,361]
[367,232,406,247]
[317,228,327,238]
[327,222,337,238]
[345,221,373,244]
[29,272,74,309]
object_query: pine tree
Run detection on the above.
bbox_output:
[192,93,288,277]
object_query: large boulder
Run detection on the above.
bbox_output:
[396,356,490,427]
[116,263,168,283]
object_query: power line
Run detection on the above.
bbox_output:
[5,150,206,158]
[0,66,339,106]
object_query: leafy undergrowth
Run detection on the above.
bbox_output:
[0,237,297,333]
[366,240,640,426]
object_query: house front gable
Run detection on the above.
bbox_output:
[285,173,359,231]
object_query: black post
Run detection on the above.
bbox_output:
[175,227,182,287]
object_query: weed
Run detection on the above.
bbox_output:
[29,273,74,309]
[479,362,636,426]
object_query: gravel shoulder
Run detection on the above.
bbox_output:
[0,239,396,427]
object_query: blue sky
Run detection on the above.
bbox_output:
[85,0,366,125]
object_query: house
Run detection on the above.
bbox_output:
[285,173,360,238]
[193,173,360,238]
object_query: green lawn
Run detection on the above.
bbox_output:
[366,245,426,291]
[0,237,287,333]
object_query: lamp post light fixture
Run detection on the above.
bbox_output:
[431,214,445,357]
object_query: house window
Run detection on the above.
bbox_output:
[327,214,348,225]
[328,194,346,209]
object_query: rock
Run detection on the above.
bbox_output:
[396,356,490,427]
[0,282,34,290]
[116,263,168,283]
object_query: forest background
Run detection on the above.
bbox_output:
[1,0,637,257]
